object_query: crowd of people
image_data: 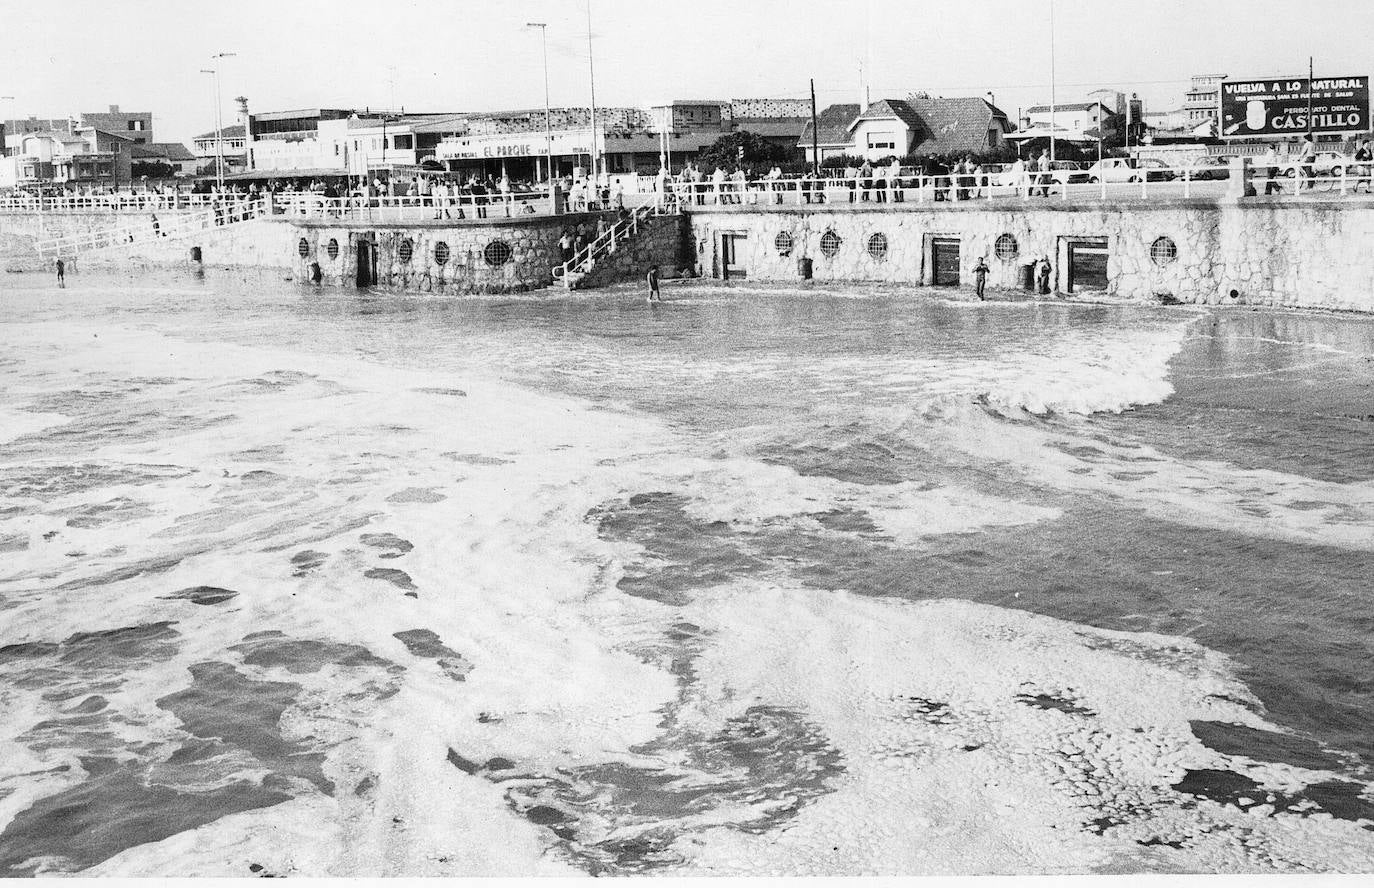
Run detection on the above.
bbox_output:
[656,152,1070,206]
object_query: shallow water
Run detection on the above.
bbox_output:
[0,270,1371,876]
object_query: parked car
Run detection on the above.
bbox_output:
[1184,156,1231,180]
[1048,160,1090,186]
[1281,152,1350,178]
[987,161,1086,188]
[1084,158,1138,183]
[1084,157,1176,183]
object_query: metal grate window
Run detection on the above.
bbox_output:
[866,233,889,261]
[434,242,450,266]
[1150,236,1178,266]
[398,239,414,263]
[819,230,842,259]
[775,231,793,257]
[326,238,339,261]
[297,238,310,258]
[994,234,1019,262]
[483,240,513,267]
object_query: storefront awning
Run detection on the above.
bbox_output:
[223,167,349,181]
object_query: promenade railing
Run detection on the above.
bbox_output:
[0,193,226,213]
[660,160,1374,208]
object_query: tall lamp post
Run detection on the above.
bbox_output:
[1048,0,1057,163]
[585,0,600,183]
[526,22,553,183]
[200,52,236,192]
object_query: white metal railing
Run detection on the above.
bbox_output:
[554,203,657,286]
[0,193,227,213]
[660,158,1374,207]
[272,191,554,222]
[34,198,268,259]
[267,189,659,222]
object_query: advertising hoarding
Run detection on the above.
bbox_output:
[1220,76,1369,138]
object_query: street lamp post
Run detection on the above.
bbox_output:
[201,52,236,192]
[585,0,600,184]
[1048,0,1057,163]
[526,22,553,183]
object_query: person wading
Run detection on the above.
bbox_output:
[646,264,662,303]
[973,256,990,300]
[55,258,65,287]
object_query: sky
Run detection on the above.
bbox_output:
[4,0,1374,143]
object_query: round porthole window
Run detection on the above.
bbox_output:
[434,242,450,266]
[1150,236,1178,266]
[483,240,513,267]
[994,233,1019,262]
[819,230,842,259]
[297,237,310,258]
[326,238,339,261]
[775,231,794,257]
[398,239,414,264]
[866,232,889,261]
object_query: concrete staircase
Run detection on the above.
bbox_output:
[556,204,681,289]
[34,199,268,260]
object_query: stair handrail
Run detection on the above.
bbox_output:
[35,198,267,259]
[553,204,657,283]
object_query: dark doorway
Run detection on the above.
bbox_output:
[1067,239,1109,293]
[932,236,960,286]
[356,238,377,287]
[721,233,748,280]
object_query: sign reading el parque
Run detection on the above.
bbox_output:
[1220,76,1370,138]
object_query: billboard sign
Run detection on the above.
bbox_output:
[1220,76,1369,138]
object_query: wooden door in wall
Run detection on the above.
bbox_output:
[721,233,748,280]
[932,236,961,286]
[1067,239,1109,292]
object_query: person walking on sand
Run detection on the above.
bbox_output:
[973,256,990,300]
[646,264,662,303]
[55,258,65,287]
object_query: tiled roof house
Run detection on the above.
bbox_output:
[801,97,1012,161]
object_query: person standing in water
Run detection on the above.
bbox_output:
[55,258,65,287]
[646,264,661,303]
[973,256,990,300]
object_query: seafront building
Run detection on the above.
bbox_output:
[232,98,812,184]
[800,96,1013,163]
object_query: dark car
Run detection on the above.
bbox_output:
[1186,156,1231,181]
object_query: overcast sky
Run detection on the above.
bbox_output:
[5,0,1374,143]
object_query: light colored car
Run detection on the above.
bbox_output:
[1084,157,1176,183]
[1281,152,1351,178]
[1084,158,1140,183]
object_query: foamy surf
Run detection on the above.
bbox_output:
[1,279,1370,876]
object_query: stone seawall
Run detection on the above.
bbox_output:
[289,212,611,293]
[685,199,1374,312]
